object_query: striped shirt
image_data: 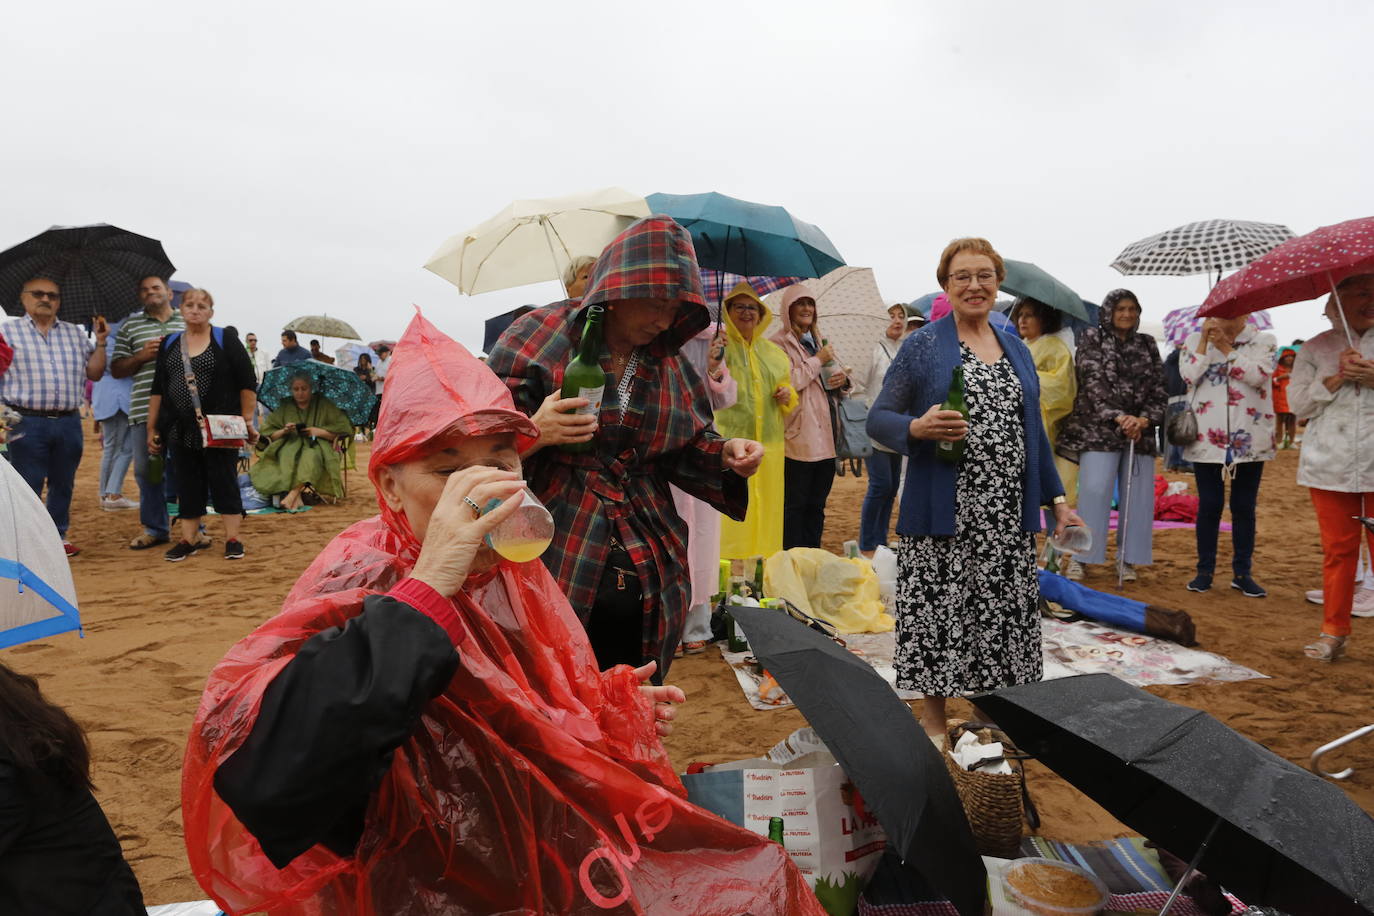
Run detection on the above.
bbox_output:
[0,315,94,412]
[113,310,184,424]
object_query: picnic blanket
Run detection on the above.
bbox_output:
[856,838,1249,915]
[722,618,1264,711]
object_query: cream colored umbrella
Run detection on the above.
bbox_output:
[424,187,651,295]
[283,315,362,340]
[765,266,891,395]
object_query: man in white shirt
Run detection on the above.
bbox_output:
[245,332,271,384]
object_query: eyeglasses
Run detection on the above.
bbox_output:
[948,271,998,288]
[728,304,761,314]
[25,290,60,301]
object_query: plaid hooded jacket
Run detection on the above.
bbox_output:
[486,216,747,674]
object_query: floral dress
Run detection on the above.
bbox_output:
[894,344,1042,696]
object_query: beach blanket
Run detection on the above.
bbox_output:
[146,903,224,916]
[722,619,1264,711]
[166,501,311,517]
[1111,509,1230,532]
[856,839,1248,915]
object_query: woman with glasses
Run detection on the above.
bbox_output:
[486,217,764,677]
[1056,290,1167,582]
[715,282,797,562]
[868,238,1080,739]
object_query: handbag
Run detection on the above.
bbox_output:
[829,392,872,476]
[179,330,248,449]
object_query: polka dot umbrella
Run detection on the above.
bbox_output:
[1198,216,1374,337]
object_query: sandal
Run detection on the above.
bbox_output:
[1304,633,1348,661]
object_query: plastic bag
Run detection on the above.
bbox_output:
[870,545,898,612]
[764,548,894,634]
[182,311,826,915]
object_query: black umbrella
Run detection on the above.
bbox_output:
[730,604,986,916]
[977,674,1374,915]
[483,305,536,354]
[0,224,176,326]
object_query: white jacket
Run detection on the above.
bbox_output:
[1292,327,1374,493]
[861,338,902,453]
[1179,327,1276,465]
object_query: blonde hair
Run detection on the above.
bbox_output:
[181,288,215,307]
[936,237,1005,288]
[562,256,597,290]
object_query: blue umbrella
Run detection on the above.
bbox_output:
[259,361,377,427]
[1,459,82,649]
[645,192,845,280]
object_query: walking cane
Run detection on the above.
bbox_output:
[1117,437,1136,588]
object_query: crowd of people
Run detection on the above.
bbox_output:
[1,215,1372,912]
[0,275,395,562]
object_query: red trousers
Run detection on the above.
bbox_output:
[1311,488,1374,638]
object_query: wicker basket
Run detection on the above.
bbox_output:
[944,723,1028,859]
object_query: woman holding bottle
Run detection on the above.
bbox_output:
[773,283,849,548]
[486,216,764,676]
[868,238,1079,739]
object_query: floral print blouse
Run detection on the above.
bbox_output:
[1179,327,1277,465]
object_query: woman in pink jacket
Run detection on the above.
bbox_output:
[772,284,850,548]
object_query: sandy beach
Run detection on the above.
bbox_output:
[9,429,1369,905]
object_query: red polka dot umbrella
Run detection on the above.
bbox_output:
[1199,216,1374,320]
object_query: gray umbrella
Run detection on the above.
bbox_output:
[978,674,1374,915]
[283,315,362,340]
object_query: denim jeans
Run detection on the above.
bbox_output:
[1193,461,1263,577]
[98,410,134,496]
[5,413,84,536]
[859,451,903,551]
[129,421,172,538]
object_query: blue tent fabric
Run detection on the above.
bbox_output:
[1037,569,1195,645]
[1,457,83,649]
[0,559,83,649]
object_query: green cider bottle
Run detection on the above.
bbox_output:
[559,305,607,454]
[753,557,765,600]
[768,816,785,847]
[936,365,969,464]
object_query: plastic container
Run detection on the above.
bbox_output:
[483,489,554,562]
[1047,524,1092,555]
[999,858,1108,915]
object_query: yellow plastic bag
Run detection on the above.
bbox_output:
[763,548,894,634]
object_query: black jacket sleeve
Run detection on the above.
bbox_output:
[213,595,460,868]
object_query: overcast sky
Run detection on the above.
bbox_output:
[3,0,1371,356]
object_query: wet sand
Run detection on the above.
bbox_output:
[8,433,1367,904]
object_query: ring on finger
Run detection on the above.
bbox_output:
[462,496,482,520]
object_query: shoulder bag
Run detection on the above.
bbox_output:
[179,329,248,449]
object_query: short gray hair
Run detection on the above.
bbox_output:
[562,255,597,289]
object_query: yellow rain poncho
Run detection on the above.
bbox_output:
[1027,333,1079,501]
[764,548,894,634]
[1027,333,1076,442]
[715,282,797,559]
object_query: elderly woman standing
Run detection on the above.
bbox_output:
[1011,297,1078,516]
[1292,274,1374,660]
[715,282,797,562]
[183,312,821,914]
[1056,290,1167,581]
[1179,316,1276,597]
[869,238,1079,738]
[857,303,918,556]
[147,289,258,561]
[773,283,849,549]
[487,217,764,676]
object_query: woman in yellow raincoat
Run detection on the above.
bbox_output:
[1011,297,1078,505]
[715,282,797,559]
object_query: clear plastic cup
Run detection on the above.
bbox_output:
[483,489,554,563]
[1048,524,1093,555]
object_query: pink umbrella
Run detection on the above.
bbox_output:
[1162,305,1272,349]
[1199,217,1374,332]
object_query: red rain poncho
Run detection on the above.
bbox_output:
[181,311,823,915]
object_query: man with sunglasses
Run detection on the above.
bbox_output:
[2,277,110,556]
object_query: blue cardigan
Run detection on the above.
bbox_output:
[866,317,1064,537]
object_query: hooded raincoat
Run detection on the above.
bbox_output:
[182,311,821,915]
[714,282,797,559]
[1056,291,1168,459]
[485,216,748,675]
[772,283,845,463]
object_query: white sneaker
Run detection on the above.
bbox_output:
[1306,589,1323,605]
[1064,558,1084,581]
[1354,590,1374,618]
[101,494,138,510]
[1120,563,1138,583]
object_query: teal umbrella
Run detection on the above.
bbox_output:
[1000,259,1089,321]
[259,361,377,427]
[645,192,844,279]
